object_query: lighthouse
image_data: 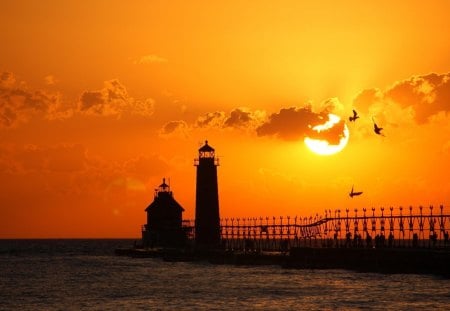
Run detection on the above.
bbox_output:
[194,140,221,247]
[142,178,185,247]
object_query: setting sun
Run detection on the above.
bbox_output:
[304,114,349,156]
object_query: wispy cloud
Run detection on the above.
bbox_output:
[133,54,168,65]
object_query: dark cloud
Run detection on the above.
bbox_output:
[256,106,327,141]
[0,72,64,127]
[79,91,104,111]
[160,120,188,136]
[79,79,128,116]
[306,117,346,145]
[386,73,450,123]
[195,108,263,130]
[195,111,225,128]
[78,79,154,117]
[224,108,253,128]
[354,72,450,124]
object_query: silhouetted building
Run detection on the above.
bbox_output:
[194,140,221,247]
[142,178,185,247]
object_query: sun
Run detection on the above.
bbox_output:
[304,114,349,156]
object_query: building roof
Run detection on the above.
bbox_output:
[145,194,185,212]
[199,140,214,152]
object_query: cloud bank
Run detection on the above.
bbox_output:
[354,72,450,124]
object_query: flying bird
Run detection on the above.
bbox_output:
[372,117,385,136]
[349,109,360,122]
[349,185,363,198]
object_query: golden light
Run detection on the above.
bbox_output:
[304,114,349,156]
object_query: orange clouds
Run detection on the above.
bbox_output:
[353,72,450,124]
[194,108,264,130]
[0,72,64,127]
[256,106,325,141]
[160,120,189,137]
[79,79,154,117]
[0,73,158,129]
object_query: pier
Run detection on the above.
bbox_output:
[168,205,450,276]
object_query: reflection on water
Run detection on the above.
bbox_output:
[0,240,449,310]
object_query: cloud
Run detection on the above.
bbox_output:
[5,143,87,173]
[194,108,265,130]
[353,72,450,124]
[256,106,328,141]
[223,108,256,128]
[134,54,168,65]
[1,72,16,88]
[1,74,154,128]
[306,116,346,145]
[159,120,189,138]
[195,111,226,128]
[0,72,66,128]
[78,79,154,117]
[0,143,170,198]
[44,75,57,85]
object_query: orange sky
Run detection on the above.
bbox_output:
[1,1,450,238]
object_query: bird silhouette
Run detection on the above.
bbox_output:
[349,185,363,198]
[372,117,385,136]
[349,109,359,122]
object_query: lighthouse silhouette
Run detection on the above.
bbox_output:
[194,140,221,247]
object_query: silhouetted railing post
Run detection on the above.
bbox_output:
[439,205,446,248]
[429,206,434,248]
[419,206,424,245]
[409,206,413,247]
[258,217,262,251]
[371,207,376,240]
[272,217,276,250]
[337,209,341,247]
[354,209,359,247]
[399,207,404,247]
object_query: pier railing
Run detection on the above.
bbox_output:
[183,205,450,251]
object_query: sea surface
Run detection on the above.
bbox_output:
[0,239,449,310]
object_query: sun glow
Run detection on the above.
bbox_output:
[304,114,349,156]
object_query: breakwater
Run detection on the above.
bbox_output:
[115,246,450,277]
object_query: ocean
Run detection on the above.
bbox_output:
[0,239,449,310]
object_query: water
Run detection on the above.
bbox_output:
[1,240,449,310]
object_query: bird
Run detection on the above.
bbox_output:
[372,117,385,136]
[349,185,363,198]
[349,109,360,122]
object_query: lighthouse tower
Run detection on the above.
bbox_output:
[194,140,220,247]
